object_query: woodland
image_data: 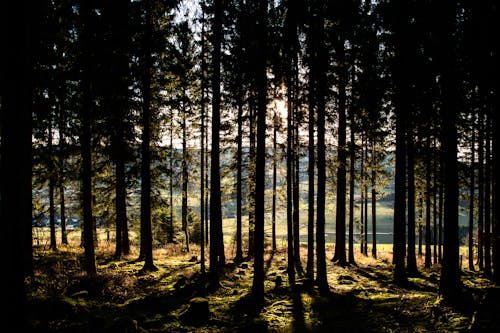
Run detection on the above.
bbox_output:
[1,0,499,332]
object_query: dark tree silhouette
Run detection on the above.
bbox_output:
[1,1,34,327]
[209,0,224,289]
[251,0,268,300]
[139,0,157,272]
[79,0,97,276]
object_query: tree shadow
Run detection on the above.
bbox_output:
[227,293,267,332]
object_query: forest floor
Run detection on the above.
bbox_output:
[26,242,500,332]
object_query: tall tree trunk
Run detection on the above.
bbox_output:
[360,135,365,254]
[425,133,432,268]
[182,102,190,253]
[58,109,68,245]
[484,115,492,276]
[248,100,255,257]
[371,140,377,259]
[348,74,356,264]
[437,0,462,300]
[251,0,267,300]
[392,0,410,284]
[433,136,438,265]
[48,117,57,251]
[139,0,156,272]
[209,0,223,289]
[306,28,316,277]
[200,12,207,274]
[293,107,301,271]
[478,114,484,270]
[469,116,475,270]
[169,110,174,244]
[79,0,96,276]
[1,1,33,325]
[235,89,243,261]
[286,69,295,285]
[115,156,126,258]
[333,36,347,266]
[272,110,278,252]
[314,4,328,293]
[492,79,499,285]
[407,126,418,274]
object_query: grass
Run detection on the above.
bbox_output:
[26,229,500,332]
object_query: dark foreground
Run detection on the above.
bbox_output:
[26,245,500,332]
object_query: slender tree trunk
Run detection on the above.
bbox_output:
[407,126,418,274]
[48,118,57,251]
[418,198,423,257]
[272,110,278,252]
[492,79,499,285]
[360,135,365,254]
[169,110,175,244]
[438,167,444,263]
[286,72,295,285]
[139,0,156,272]
[314,5,328,293]
[58,113,68,245]
[209,0,223,289]
[433,136,438,265]
[182,102,190,253]
[425,134,432,268]
[484,115,492,276]
[115,157,126,258]
[248,101,255,257]
[364,167,368,255]
[469,116,475,270]
[333,35,347,266]
[80,0,96,276]
[348,91,356,264]
[251,0,267,300]
[235,87,243,261]
[306,32,316,277]
[293,107,302,271]
[371,140,377,259]
[200,13,207,274]
[478,114,484,270]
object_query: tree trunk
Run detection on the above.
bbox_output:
[360,135,365,254]
[371,140,377,259]
[209,0,223,289]
[79,0,96,276]
[251,0,267,300]
[425,133,432,268]
[182,101,190,253]
[469,117,475,271]
[314,4,328,293]
[1,2,33,325]
[200,13,207,274]
[333,35,347,266]
[235,78,243,262]
[272,110,278,252]
[293,107,301,271]
[348,87,356,264]
[478,114,484,270]
[484,115,492,276]
[48,117,57,251]
[306,26,316,276]
[407,126,418,274]
[139,0,156,272]
[437,0,462,300]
